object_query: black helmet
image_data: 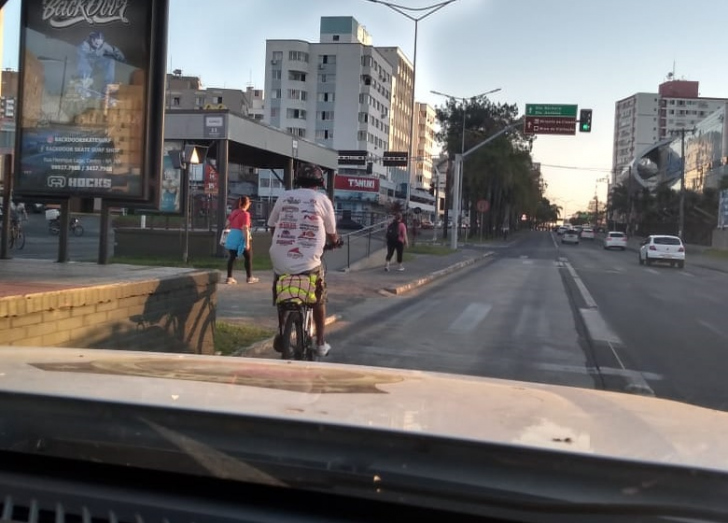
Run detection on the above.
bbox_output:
[295,163,325,188]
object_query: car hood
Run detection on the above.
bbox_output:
[1,347,727,472]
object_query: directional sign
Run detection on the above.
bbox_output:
[383,151,408,167]
[524,116,576,136]
[525,104,578,118]
[338,150,368,165]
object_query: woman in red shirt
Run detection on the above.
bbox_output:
[224,196,259,284]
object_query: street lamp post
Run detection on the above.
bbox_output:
[364,0,459,216]
[430,88,502,242]
[171,145,208,264]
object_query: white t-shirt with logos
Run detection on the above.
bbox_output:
[267,188,337,274]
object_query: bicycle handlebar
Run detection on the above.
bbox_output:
[323,238,344,251]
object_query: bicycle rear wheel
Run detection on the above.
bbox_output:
[15,231,25,250]
[281,310,304,360]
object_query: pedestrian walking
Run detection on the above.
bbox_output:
[224,196,259,284]
[384,212,408,271]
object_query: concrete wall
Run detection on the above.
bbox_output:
[0,271,218,354]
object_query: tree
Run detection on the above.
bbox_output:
[435,95,537,238]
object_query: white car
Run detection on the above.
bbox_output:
[603,231,627,250]
[557,226,568,235]
[581,227,595,240]
[639,235,685,268]
[561,229,580,245]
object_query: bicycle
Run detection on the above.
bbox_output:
[274,240,342,361]
[9,220,25,250]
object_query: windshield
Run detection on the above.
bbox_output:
[4,0,728,516]
[654,237,682,245]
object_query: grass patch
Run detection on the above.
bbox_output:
[111,254,273,271]
[406,244,456,256]
[703,248,728,259]
[215,321,275,356]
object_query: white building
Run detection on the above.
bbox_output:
[245,86,265,121]
[612,80,728,185]
[414,102,436,189]
[264,16,421,219]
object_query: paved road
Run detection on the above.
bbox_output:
[328,230,728,412]
[3,214,108,261]
[558,233,728,411]
[329,231,598,390]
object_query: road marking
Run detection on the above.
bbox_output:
[612,266,625,272]
[645,268,660,275]
[550,232,559,249]
[580,308,621,344]
[678,271,694,277]
[448,303,492,333]
[522,260,534,265]
[520,255,528,259]
[563,261,598,309]
[698,320,726,339]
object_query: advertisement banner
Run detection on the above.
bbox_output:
[14,0,168,200]
[159,140,183,214]
[334,175,380,192]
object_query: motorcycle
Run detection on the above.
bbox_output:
[49,217,84,236]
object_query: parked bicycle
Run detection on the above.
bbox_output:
[275,240,342,361]
[48,216,84,236]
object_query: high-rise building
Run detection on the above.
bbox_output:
[612,79,728,184]
[264,17,394,179]
[413,102,436,189]
[377,46,414,156]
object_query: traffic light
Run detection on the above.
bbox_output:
[428,183,435,196]
[579,109,593,133]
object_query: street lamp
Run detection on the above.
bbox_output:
[430,88,502,242]
[363,0,459,216]
[171,144,209,264]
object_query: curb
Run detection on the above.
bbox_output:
[385,251,494,295]
[233,313,341,358]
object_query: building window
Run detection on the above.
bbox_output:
[316,129,333,140]
[272,69,282,80]
[288,50,309,62]
[286,108,307,119]
[270,108,279,117]
[357,130,367,141]
[333,35,340,41]
[318,111,334,121]
[272,51,283,61]
[319,54,337,64]
[287,89,308,101]
[286,127,306,137]
[318,74,335,83]
[172,97,180,106]
[194,96,204,107]
[271,89,281,99]
[289,71,306,81]
[318,92,335,102]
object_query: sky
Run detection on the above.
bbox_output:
[3,0,728,216]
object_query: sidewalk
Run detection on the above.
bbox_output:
[216,247,494,336]
[622,235,728,273]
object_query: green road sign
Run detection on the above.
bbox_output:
[525,104,578,118]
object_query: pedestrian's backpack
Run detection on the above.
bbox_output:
[386,220,399,242]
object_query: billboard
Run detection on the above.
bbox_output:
[159,140,183,214]
[719,189,728,229]
[14,0,169,201]
[334,175,380,192]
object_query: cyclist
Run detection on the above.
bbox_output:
[268,163,339,357]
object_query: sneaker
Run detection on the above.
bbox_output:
[247,277,259,284]
[384,265,390,272]
[316,342,331,357]
[226,277,237,284]
[397,266,405,271]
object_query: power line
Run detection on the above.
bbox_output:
[538,163,613,173]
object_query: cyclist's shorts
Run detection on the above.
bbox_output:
[272,265,326,306]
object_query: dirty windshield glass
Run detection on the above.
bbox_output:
[4,0,728,512]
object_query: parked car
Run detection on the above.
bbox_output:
[639,235,685,268]
[603,231,628,250]
[561,229,580,245]
[581,227,595,240]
